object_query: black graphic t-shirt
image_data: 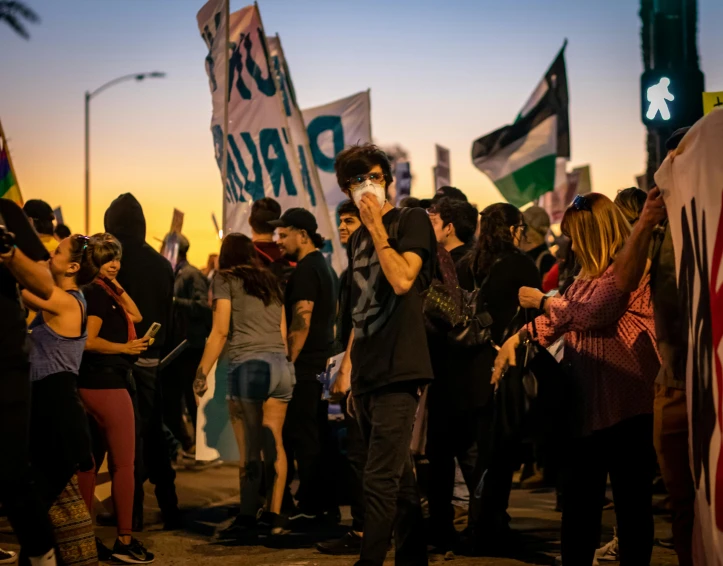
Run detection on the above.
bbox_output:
[347,207,436,395]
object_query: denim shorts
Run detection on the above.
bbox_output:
[227,359,294,402]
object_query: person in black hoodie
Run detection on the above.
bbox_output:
[104,193,181,531]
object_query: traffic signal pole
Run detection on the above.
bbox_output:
[640,0,704,188]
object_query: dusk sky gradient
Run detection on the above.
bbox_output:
[1,0,721,265]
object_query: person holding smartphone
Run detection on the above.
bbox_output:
[76,233,154,564]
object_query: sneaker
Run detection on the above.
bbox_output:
[217,514,257,539]
[111,538,155,564]
[316,531,363,555]
[595,531,619,562]
[0,548,17,565]
[95,538,113,561]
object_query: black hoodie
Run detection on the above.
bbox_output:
[104,193,174,360]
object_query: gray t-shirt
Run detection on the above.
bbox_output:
[212,272,285,361]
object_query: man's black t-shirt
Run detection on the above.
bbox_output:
[78,282,133,389]
[0,199,49,365]
[284,250,336,380]
[347,207,436,395]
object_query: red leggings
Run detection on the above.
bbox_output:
[77,388,135,536]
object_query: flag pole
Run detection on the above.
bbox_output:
[0,117,23,205]
[221,0,230,239]
[366,88,373,141]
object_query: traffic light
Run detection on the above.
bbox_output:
[641,68,705,130]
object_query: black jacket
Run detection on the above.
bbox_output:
[171,260,212,350]
[104,193,174,360]
[441,249,541,410]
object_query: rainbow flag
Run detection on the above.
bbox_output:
[0,119,23,206]
[1,145,23,205]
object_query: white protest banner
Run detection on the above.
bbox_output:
[198,1,344,273]
[303,90,372,230]
[267,35,344,272]
[655,108,723,563]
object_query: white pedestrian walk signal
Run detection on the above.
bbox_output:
[646,77,675,121]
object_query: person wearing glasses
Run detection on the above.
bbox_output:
[22,234,101,564]
[449,203,541,556]
[492,193,660,566]
[329,144,436,566]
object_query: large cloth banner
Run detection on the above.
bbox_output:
[197,2,342,271]
[656,108,723,564]
[267,36,344,271]
[302,91,372,231]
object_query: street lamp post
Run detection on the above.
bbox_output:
[84,72,166,234]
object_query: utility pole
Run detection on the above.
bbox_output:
[640,0,704,188]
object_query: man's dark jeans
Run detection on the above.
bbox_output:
[353,383,427,566]
[342,391,367,533]
[132,363,179,524]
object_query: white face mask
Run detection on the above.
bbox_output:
[352,180,386,209]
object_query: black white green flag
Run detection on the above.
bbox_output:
[472,42,569,208]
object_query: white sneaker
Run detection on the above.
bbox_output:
[595,530,619,562]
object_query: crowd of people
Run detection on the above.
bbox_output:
[0,126,702,566]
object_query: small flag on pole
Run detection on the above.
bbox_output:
[212,213,222,239]
[472,42,569,208]
[0,119,23,205]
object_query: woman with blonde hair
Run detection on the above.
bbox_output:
[492,193,660,565]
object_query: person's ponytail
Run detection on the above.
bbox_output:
[68,234,101,286]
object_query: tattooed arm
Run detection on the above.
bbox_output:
[287,300,314,364]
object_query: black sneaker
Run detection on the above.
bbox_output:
[316,531,363,556]
[111,538,155,564]
[0,548,17,565]
[217,514,257,539]
[95,537,113,561]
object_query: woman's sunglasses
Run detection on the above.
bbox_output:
[572,194,592,212]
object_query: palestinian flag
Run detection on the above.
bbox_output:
[472,42,569,208]
[0,122,23,205]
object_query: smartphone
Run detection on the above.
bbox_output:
[144,322,162,340]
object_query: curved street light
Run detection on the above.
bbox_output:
[84,72,166,233]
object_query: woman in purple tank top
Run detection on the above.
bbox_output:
[21,234,102,565]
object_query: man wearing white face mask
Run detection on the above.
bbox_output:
[330,144,436,566]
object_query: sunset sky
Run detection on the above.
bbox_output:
[1,0,722,266]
